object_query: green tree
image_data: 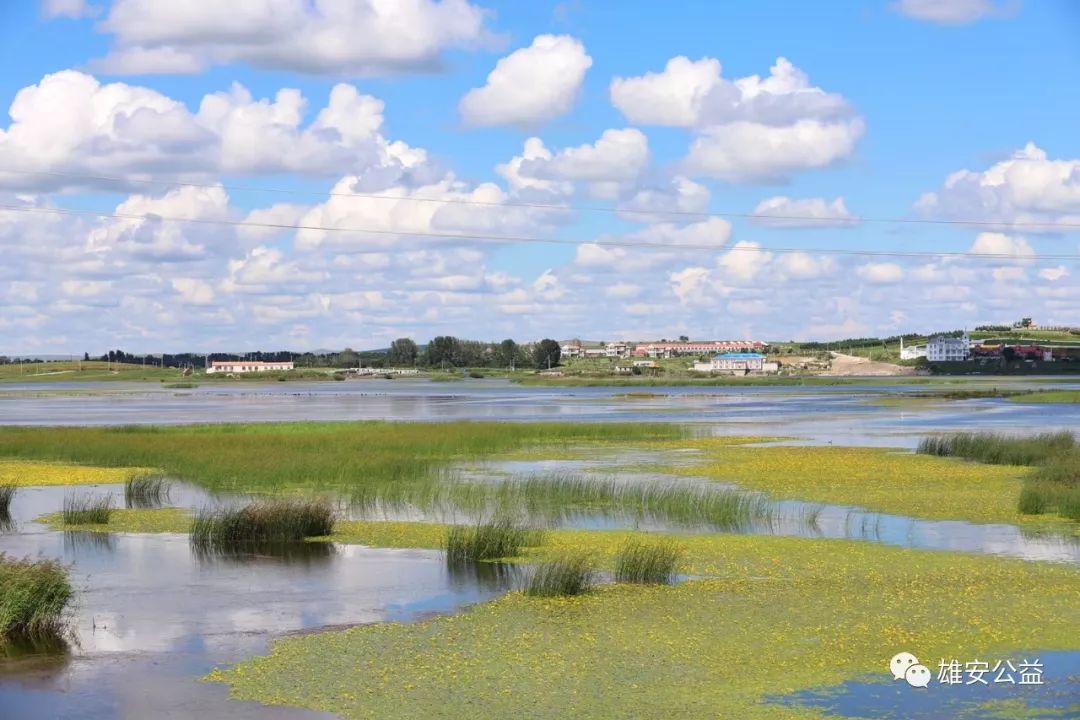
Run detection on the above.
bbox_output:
[498,339,519,368]
[387,338,418,366]
[533,338,561,369]
[425,336,461,368]
[338,348,360,367]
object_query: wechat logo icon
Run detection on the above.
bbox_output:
[890,652,931,688]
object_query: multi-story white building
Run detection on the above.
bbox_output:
[560,341,583,359]
[605,342,631,358]
[693,352,778,374]
[206,360,294,374]
[926,334,970,362]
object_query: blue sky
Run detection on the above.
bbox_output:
[1,0,1078,353]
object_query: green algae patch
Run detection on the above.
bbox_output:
[0,459,155,488]
[36,507,191,533]
[0,422,687,495]
[670,440,1042,526]
[328,521,452,550]
[206,532,1080,720]
[1009,390,1080,404]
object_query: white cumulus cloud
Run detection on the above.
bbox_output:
[612,56,862,183]
[459,35,592,127]
[89,0,492,76]
[750,196,859,228]
[0,72,433,191]
[915,143,1080,229]
[892,0,1011,24]
[856,262,904,283]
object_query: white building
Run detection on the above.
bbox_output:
[926,334,970,362]
[899,338,926,360]
[693,352,777,374]
[636,340,767,358]
[207,360,295,374]
[560,342,583,359]
[605,341,631,358]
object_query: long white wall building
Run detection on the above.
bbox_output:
[206,360,295,374]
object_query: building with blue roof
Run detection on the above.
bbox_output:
[692,352,777,375]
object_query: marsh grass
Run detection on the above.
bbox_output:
[351,471,773,531]
[919,432,1080,522]
[917,431,1075,466]
[62,493,113,524]
[124,475,171,508]
[0,422,687,497]
[0,484,15,530]
[614,538,683,584]
[0,483,15,513]
[1021,451,1080,520]
[444,519,539,563]
[190,498,334,554]
[0,553,72,642]
[487,473,773,530]
[526,552,595,597]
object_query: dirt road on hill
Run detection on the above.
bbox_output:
[825,352,914,376]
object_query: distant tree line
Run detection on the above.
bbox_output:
[65,336,565,370]
[414,337,559,369]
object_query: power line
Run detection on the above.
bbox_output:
[1,202,1077,262]
[2,166,1078,231]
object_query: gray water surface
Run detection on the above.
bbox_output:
[3,378,1080,448]
[0,485,518,719]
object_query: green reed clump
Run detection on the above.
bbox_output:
[487,473,772,530]
[0,553,72,641]
[1017,484,1049,515]
[124,475,171,508]
[1014,449,1080,519]
[526,552,595,597]
[917,431,1075,466]
[1033,450,1080,485]
[614,538,683,584]
[924,436,1080,520]
[190,498,334,552]
[0,484,14,513]
[62,493,113,524]
[444,519,538,563]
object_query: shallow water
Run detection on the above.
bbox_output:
[2,378,1079,448]
[457,457,1080,564]
[0,486,518,719]
[774,649,1080,719]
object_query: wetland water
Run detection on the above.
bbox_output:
[0,485,517,719]
[2,377,1080,447]
[2,378,1079,718]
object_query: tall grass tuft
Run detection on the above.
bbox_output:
[124,475,171,508]
[917,431,1076,466]
[190,498,334,554]
[444,519,538,563]
[918,431,1080,521]
[0,553,73,642]
[1017,484,1049,515]
[488,473,772,530]
[614,538,683,584]
[62,493,113,524]
[526,552,594,597]
[0,484,15,514]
